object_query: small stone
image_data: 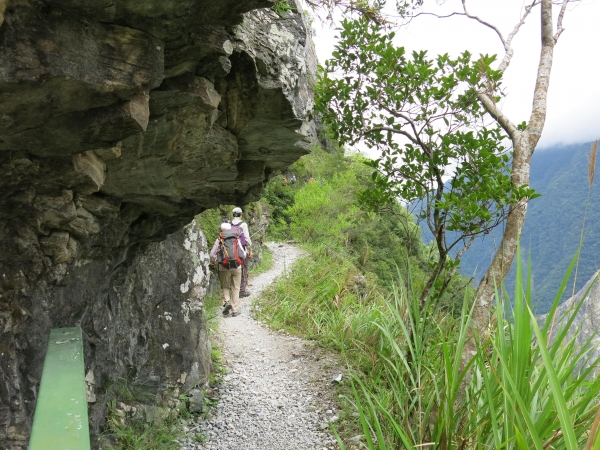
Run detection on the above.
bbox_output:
[189,390,205,414]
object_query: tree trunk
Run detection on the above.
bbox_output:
[471,0,556,339]
[471,136,530,332]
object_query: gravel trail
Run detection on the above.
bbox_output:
[179,242,343,450]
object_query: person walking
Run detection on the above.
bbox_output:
[231,206,252,297]
[210,222,246,317]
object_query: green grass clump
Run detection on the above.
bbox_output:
[345,248,600,449]
[102,384,186,450]
[105,377,157,404]
[257,244,600,448]
[202,290,227,385]
[249,245,274,275]
[255,245,385,359]
[104,403,182,450]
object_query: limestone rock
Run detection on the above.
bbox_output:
[0,1,7,29]
[189,389,205,414]
[550,270,600,368]
[73,151,107,193]
[0,0,315,447]
[39,231,72,263]
[33,191,77,231]
[94,142,123,161]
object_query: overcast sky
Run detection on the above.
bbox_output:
[308,0,600,149]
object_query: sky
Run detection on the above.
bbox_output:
[307,0,600,149]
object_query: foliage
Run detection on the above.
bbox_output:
[195,206,232,239]
[257,243,600,448]
[249,245,273,275]
[254,245,388,375]
[104,403,182,450]
[260,180,296,240]
[316,17,538,301]
[260,142,349,240]
[260,145,471,310]
[273,0,295,16]
[352,249,600,449]
[299,0,424,24]
[288,172,361,244]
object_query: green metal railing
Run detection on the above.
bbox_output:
[29,327,91,450]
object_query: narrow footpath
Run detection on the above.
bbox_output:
[180,242,343,450]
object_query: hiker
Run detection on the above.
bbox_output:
[231,207,253,298]
[290,174,297,185]
[209,222,246,317]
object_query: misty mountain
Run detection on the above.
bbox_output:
[454,140,600,314]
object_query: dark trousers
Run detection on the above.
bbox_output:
[240,255,249,294]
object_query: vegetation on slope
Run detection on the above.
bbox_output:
[256,143,600,448]
[261,145,471,312]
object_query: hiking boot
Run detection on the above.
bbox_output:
[231,311,241,317]
[240,291,251,298]
[222,302,232,315]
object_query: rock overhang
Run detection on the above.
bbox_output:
[0,0,316,446]
[0,0,315,246]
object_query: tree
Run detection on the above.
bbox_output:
[405,0,571,331]
[317,0,573,331]
[316,18,537,305]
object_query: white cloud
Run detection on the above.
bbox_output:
[308,0,600,148]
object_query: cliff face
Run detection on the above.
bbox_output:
[551,271,600,366]
[0,0,315,447]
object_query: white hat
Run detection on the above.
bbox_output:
[220,222,232,231]
[232,206,243,215]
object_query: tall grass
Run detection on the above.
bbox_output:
[257,244,600,449]
[345,247,600,449]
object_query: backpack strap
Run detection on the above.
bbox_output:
[219,231,231,261]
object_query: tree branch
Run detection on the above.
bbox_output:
[498,1,540,72]
[553,0,569,41]
[418,0,539,74]
[526,0,555,152]
[303,0,386,24]
[362,126,419,146]
[454,235,476,260]
[385,166,429,193]
[477,92,519,139]
[377,102,426,135]
[461,0,508,49]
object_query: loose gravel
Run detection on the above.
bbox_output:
[179,242,343,450]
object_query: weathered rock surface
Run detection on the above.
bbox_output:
[551,270,600,366]
[0,0,315,447]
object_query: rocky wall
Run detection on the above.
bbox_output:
[550,270,600,369]
[0,0,316,447]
